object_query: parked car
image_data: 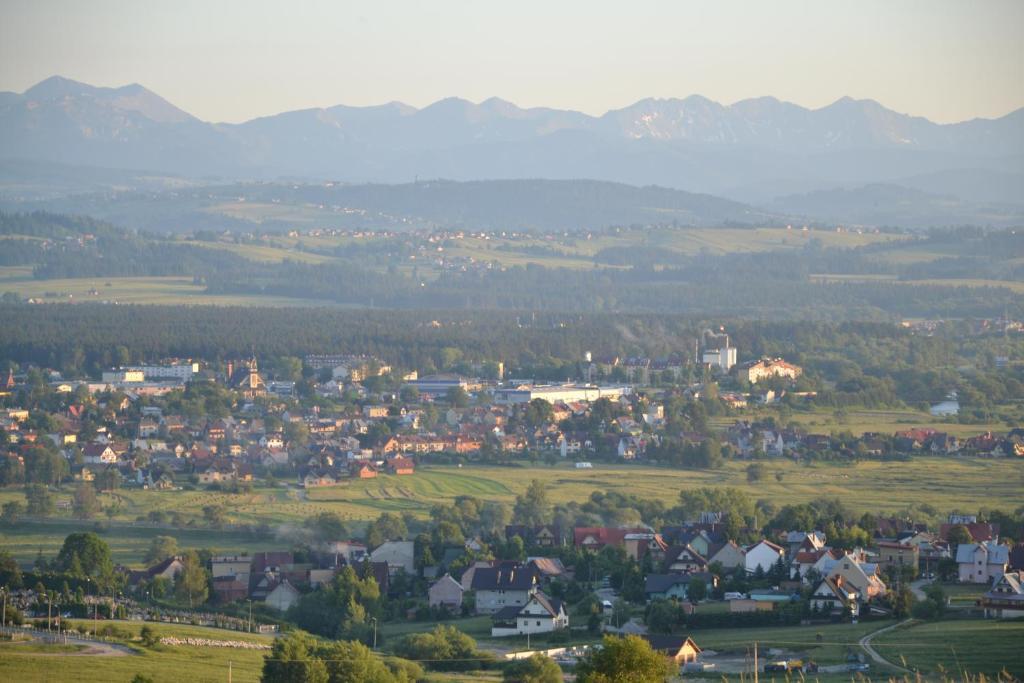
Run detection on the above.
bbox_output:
[849,663,870,672]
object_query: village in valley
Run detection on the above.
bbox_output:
[1,326,1022,681]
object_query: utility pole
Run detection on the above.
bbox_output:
[371,617,378,650]
[47,593,52,634]
[2,587,7,630]
[247,599,253,633]
[93,600,98,637]
[227,660,232,683]
[753,641,758,683]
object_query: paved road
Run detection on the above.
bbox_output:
[859,619,914,674]
[909,578,932,601]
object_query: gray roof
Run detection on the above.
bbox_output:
[956,541,1010,565]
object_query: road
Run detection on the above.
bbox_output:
[858,619,914,674]
[909,578,932,601]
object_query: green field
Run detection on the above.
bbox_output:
[725,407,1015,438]
[0,266,339,307]
[872,619,1024,678]
[0,620,272,683]
[2,456,1021,567]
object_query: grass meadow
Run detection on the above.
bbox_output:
[872,619,1024,678]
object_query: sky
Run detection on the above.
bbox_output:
[1,0,1022,124]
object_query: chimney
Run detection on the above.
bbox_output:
[226,360,234,380]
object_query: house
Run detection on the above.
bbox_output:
[211,576,249,604]
[471,564,540,614]
[664,545,708,574]
[428,574,464,610]
[641,634,702,665]
[980,571,1024,618]
[940,520,999,543]
[303,471,338,488]
[956,541,1010,584]
[624,532,668,563]
[351,462,377,479]
[744,540,785,575]
[810,577,860,617]
[148,556,185,581]
[644,573,716,602]
[386,456,415,475]
[265,580,301,612]
[574,526,651,553]
[736,358,802,384]
[876,540,920,573]
[490,592,567,637]
[370,540,415,576]
[708,541,746,571]
[826,555,887,602]
[505,524,563,548]
[82,443,118,464]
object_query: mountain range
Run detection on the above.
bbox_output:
[1,76,1022,228]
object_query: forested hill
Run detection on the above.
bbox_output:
[1,179,777,233]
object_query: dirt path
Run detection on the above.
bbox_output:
[3,635,134,657]
[859,619,913,674]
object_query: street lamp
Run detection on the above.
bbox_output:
[370,617,377,650]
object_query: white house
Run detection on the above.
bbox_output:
[428,574,465,610]
[370,540,416,576]
[810,577,859,617]
[490,592,568,637]
[265,580,301,612]
[956,541,1010,584]
[744,540,785,575]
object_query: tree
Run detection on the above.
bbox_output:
[261,630,329,683]
[72,482,101,520]
[503,653,563,683]
[513,479,551,527]
[1,500,24,524]
[24,484,54,517]
[203,505,226,528]
[576,635,671,683]
[523,398,554,428]
[394,624,482,672]
[318,640,400,683]
[366,512,408,548]
[55,532,112,579]
[946,524,973,549]
[687,577,707,602]
[175,550,209,607]
[746,463,766,483]
[446,386,469,408]
[0,549,24,588]
[889,585,914,619]
[144,536,179,564]
[139,625,159,647]
[307,512,348,543]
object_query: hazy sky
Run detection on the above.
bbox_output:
[2,0,1022,124]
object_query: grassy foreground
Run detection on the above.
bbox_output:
[872,619,1024,678]
[0,620,272,683]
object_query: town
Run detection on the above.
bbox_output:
[1,329,1022,681]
